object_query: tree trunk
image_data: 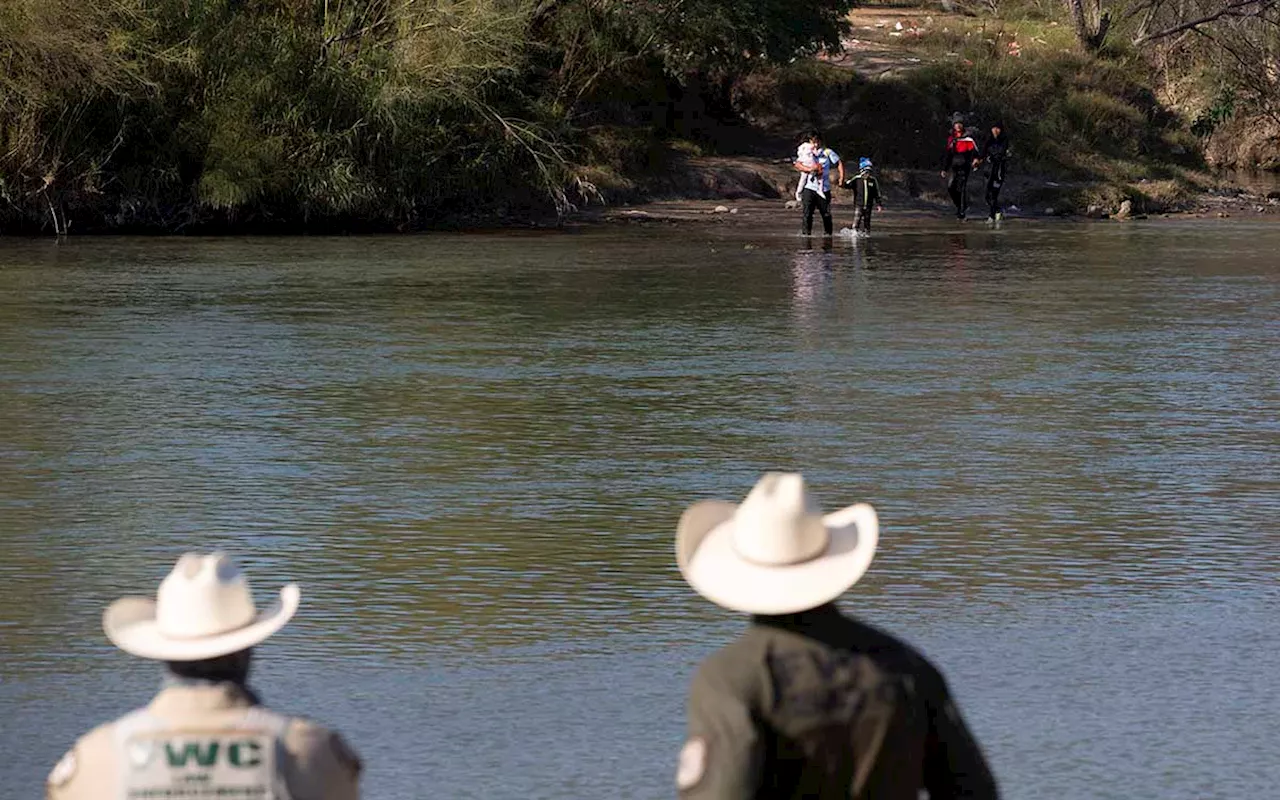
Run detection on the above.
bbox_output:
[1065,0,1112,50]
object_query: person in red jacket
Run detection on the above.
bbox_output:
[940,121,980,220]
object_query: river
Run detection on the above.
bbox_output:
[1,214,1277,799]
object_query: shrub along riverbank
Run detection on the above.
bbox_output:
[0,0,856,233]
[2,0,1278,234]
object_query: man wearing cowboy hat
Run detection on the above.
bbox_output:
[46,552,361,799]
[674,473,998,799]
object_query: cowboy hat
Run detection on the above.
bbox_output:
[104,553,300,661]
[676,473,878,615]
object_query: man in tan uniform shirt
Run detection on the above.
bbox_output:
[674,473,998,799]
[47,552,361,800]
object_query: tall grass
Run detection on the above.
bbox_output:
[0,0,859,232]
[0,0,156,231]
[0,1,595,231]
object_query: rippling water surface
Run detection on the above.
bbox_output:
[1,216,1278,798]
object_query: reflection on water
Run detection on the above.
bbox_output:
[1,217,1278,798]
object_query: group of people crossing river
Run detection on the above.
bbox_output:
[793,120,1012,235]
[45,472,999,799]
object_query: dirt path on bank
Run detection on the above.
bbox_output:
[824,7,960,77]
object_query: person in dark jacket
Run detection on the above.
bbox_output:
[846,157,883,234]
[674,473,1000,800]
[978,122,1010,221]
[940,121,980,220]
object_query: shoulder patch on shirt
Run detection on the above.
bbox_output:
[675,737,707,790]
[48,750,77,788]
[943,699,961,723]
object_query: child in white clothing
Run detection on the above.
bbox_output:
[795,141,825,200]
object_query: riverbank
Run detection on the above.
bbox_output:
[5,1,1280,236]
[581,149,1280,227]
[587,191,1280,233]
[0,0,867,237]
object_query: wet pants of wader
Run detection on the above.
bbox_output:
[853,205,873,233]
[948,167,970,218]
[801,188,833,236]
[986,161,1006,218]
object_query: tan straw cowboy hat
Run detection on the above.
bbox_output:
[103,552,300,661]
[677,473,879,615]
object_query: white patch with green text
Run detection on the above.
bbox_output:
[122,732,279,800]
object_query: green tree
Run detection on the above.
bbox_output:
[0,0,860,232]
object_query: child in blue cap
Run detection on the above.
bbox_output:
[846,157,883,234]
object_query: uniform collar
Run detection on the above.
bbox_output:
[752,602,844,633]
[150,680,259,715]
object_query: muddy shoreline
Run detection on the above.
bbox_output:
[4,157,1278,238]
[580,154,1280,230]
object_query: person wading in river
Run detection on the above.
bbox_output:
[847,157,883,235]
[674,473,999,800]
[941,121,980,220]
[795,131,845,237]
[46,552,362,800]
[978,121,1011,222]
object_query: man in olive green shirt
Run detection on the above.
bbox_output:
[674,473,998,799]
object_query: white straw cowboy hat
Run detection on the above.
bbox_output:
[103,553,300,661]
[677,473,879,615]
